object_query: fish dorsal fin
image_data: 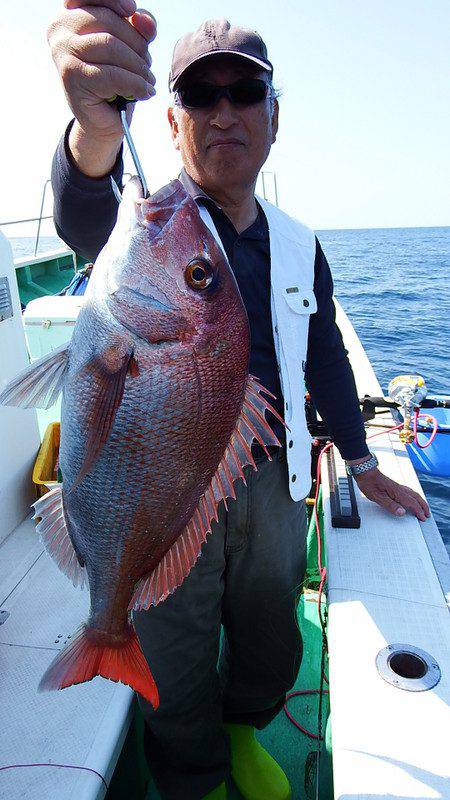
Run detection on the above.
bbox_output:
[0,342,69,409]
[130,375,284,610]
[32,485,87,589]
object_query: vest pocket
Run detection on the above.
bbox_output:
[279,287,316,425]
[283,287,317,315]
[282,287,317,358]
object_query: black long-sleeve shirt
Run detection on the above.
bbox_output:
[51,120,369,460]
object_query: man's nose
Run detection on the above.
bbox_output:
[209,97,239,127]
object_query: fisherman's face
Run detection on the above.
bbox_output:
[168,56,278,197]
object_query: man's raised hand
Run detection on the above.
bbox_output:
[47,2,157,142]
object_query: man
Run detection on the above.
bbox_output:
[47,6,430,799]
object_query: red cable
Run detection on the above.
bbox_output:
[367,422,404,441]
[413,409,439,449]
[284,689,329,740]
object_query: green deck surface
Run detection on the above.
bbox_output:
[16,255,76,306]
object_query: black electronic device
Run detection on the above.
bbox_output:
[326,448,360,529]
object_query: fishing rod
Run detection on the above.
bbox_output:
[361,392,450,430]
[306,374,450,478]
[360,376,450,454]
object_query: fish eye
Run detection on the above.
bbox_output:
[185,258,214,291]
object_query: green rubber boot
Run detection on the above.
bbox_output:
[201,781,227,799]
[224,724,291,800]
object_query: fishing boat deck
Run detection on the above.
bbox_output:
[0,513,135,800]
[322,302,450,800]
[0,508,332,800]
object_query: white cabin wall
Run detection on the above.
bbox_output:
[0,232,40,542]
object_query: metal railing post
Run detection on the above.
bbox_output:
[34,179,52,256]
[260,171,279,207]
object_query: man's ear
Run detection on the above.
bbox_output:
[271,98,279,145]
[167,106,180,151]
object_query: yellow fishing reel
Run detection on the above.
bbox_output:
[388,375,428,443]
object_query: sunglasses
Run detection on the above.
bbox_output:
[175,78,271,109]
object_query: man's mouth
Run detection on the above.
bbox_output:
[207,139,245,149]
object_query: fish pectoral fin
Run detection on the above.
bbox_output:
[130,375,285,611]
[32,484,87,589]
[0,341,69,409]
[69,348,134,490]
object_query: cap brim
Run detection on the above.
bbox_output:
[170,50,272,91]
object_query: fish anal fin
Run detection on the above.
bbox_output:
[0,342,69,409]
[32,485,86,589]
[131,375,285,611]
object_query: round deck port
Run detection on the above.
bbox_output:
[376,644,441,691]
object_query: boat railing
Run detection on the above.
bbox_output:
[34,178,52,256]
[0,173,134,261]
[0,179,58,257]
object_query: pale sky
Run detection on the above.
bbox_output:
[2,0,449,238]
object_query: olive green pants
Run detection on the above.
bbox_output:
[133,449,309,800]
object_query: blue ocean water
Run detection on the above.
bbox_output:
[318,226,450,555]
[9,235,67,259]
[8,229,450,554]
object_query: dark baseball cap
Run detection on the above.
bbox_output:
[169,18,273,91]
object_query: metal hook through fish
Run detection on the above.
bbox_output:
[109,96,149,200]
[120,107,148,198]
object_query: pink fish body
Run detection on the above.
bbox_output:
[0,179,282,707]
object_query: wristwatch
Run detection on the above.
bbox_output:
[345,452,379,478]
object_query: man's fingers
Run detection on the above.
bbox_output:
[62,4,157,45]
[64,0,137,15]
[82,62,154,100]
[357,471,431,521]
[58,7,152,56]
[70,32,154,84]
[373,494,406,518]
[377,493,424,521]
[389,485,430,521]
[403,489,430,518]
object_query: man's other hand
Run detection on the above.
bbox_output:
[354,468,430,521]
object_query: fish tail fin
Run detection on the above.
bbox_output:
[39,625,159,709]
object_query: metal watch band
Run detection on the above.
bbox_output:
[345,452,379,477]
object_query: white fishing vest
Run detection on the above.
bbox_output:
[198,199,317,501]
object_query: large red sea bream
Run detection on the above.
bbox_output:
[0,178,282,708]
